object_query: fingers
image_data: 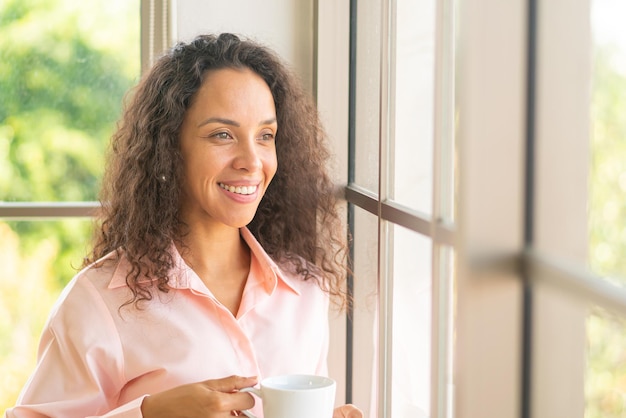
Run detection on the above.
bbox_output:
[218,390,256,413]
[203,375,258,392]
[140,377,258,418]
[333,404,364,418]
[202,376,257,414]
[187,383,255,417]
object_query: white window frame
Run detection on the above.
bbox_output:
[321,0,626,417]
[318,0,456,417]
[457,0,626,417]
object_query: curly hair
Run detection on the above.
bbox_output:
[85,33,350,309]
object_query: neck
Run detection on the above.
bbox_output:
[178,224,251,316]
[177,222,251,284]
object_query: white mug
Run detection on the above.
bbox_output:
[240,374,336,418]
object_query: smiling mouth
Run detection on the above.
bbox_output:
[219,182,258,195]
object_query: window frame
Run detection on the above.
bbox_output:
[322,0,457,416]
[457,0,626,417]
[0,0,169,220]
[323,0,626,417]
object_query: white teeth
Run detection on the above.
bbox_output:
[219,183,257,195]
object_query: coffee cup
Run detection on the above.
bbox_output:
[239,374,336,418]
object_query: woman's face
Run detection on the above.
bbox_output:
[178,67,278,229]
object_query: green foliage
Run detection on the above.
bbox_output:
[0,0,139,285]
[586,309,626,418]
[0,0,139,203]
[589,48,626,279]
[586,46,626,417]
[0,221,66,410]
[0,0,139,411]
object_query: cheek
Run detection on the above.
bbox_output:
[181,154,213,195]
[186,156,203,175]
[184,147,218,175]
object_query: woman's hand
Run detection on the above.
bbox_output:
[140,375,257,418]
[333,404,364,418]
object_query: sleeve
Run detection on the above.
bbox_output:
[4,277,146,418]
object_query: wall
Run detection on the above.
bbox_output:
[173,0,315,92]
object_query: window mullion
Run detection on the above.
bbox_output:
[377,0,395,417]
[141,0,173,73]
[430,0,456,415]
[0,202,100,219]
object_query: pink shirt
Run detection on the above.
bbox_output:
[6,228,329,418]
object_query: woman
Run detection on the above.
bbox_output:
[6,33,362,418]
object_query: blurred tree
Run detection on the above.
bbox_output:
[589,47,626,280]
[0,0,139,287]
[0,222,60,410]
[0,0,139,411]
[586,44,626,418]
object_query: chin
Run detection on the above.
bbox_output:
[226,217,256,229]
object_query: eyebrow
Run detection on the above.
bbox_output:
[197,117,277,128]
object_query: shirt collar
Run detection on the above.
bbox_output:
[239,227,301,295]
[107,227,301,296]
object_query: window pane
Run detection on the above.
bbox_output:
[392,0,436,215]
[0,219,93,411]
[351,205,379,418]
[391,224,432,417]
[353,1,381,193]
[0,0,140,202]
[586,307,626,418]
[589,0,626,283]
[587,0,626,416]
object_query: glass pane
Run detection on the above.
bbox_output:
[0,0,140,202]
[392,0,436,215]
[0,219,93,411]
[587,1,626,416]
[391,224,432,417]
[353,1,381,193]
[589,0,626,283]
[586,307,626,418]
[351,205,379,418]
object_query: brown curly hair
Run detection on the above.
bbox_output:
[85,33,349,309]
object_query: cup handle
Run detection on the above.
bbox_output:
[239,387,262,418]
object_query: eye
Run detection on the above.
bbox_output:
[212,131,233,140]
[260,133,275,141]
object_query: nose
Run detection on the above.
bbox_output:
[233,137,263,172]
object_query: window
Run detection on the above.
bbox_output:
[322,0,456,416]
[587,0,626,416]
[323,0,626,417]
[0,0,142,410]
[454,0,626,417]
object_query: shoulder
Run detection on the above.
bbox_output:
[46,252,131,332]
